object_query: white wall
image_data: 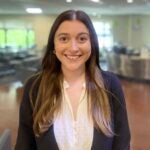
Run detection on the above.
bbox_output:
[0,14,150,51]
[0,14,56,52]
[92,14,150,49]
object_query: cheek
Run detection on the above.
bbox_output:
[87,50,91,60]
[85,44,92,60]
[54,42,61,59]
[54,41,66,54]
[85,43,92,55]
[54,44,62,54]
[54,39,62,49]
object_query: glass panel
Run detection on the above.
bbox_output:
[0,29,5,50]
[93,22,113,50]
[6,29,27,52]
[27,30,35,48]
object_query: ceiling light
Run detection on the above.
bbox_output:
[66,0,72,3]
[91,0,100,3]
[26,8,42,14]
[127,0,133,3]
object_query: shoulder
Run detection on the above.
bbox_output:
[18,74,42,133]
[22,72,41,103]
[101,70,121,90]
[101,71,125,104]
[101,70,117,80]
[23,72,41,90]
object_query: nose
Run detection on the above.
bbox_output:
[69,40,79,52]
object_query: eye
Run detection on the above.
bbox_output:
[78,35,89,43]
[59,36,69,43]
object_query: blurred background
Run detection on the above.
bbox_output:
[0,0,150,149]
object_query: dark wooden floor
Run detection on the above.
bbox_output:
[121,80,150,150]
[0,78,150,150]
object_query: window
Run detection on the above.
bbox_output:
[93,21,113,64]
[27,30,35,49]
[6,29,27,52]
[0,29,5,49]
[93,22,113,51]
[0,27,35,53]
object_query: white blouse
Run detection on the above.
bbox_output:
[54,81,94,150]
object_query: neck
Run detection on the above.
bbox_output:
[62,68,85,84]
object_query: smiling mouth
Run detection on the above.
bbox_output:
[64,54,81,60]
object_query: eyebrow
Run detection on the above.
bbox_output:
[56,32,89,37]
[57,33,68,37]
[78,32,90,36]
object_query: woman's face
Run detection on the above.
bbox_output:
[54,20,91,73]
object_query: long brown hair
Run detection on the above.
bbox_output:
[30,10,113,137]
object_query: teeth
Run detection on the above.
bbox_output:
[66,55,80,60]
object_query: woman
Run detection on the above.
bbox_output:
[15,10,130,150]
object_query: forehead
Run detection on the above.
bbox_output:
[55,20,89,35]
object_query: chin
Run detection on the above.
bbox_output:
[62,62,85,72]
[67,66,85,72]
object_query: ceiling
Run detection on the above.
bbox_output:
[0,0,150,16]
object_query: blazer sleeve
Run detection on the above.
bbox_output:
[15,77,37,150]
[110,73,131,150]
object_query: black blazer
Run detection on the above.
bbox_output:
[15,71,130,150]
